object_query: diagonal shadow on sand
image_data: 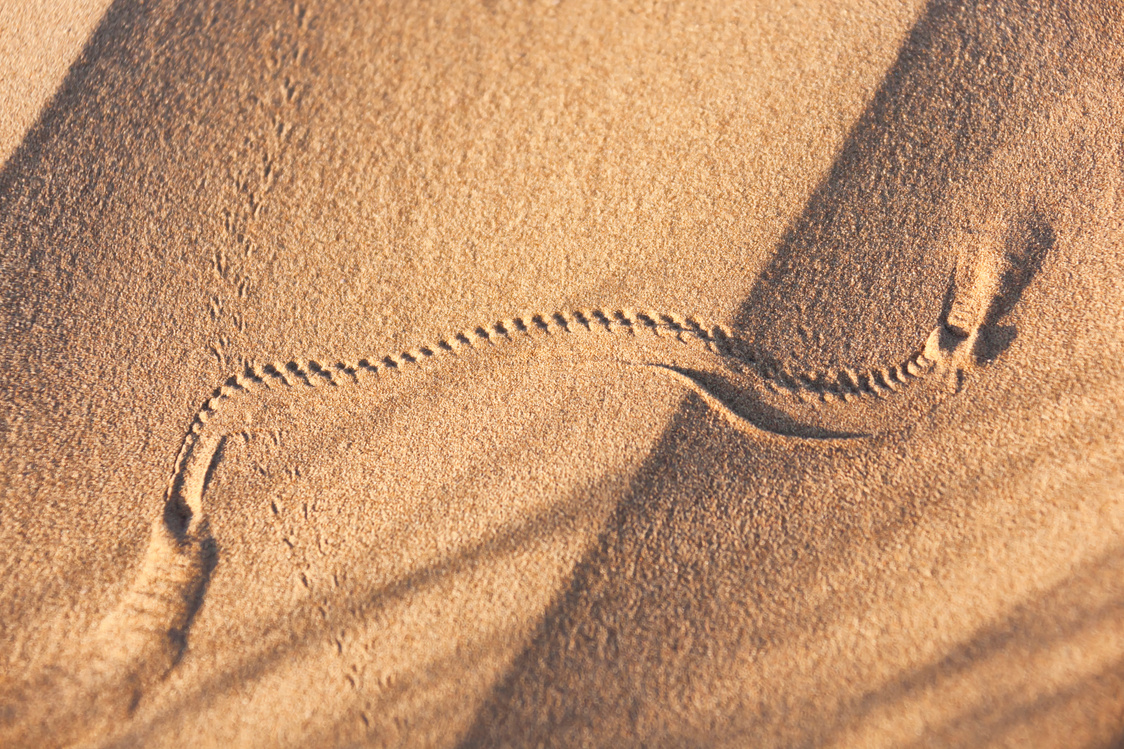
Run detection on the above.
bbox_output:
[1,0,1121,745]
[460,0,1124,745]
[732,0,1107,374]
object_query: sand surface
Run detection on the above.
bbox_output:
[0,0,112,167]
[1,0,1122,746]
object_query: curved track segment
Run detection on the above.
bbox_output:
[11,259,1009,746]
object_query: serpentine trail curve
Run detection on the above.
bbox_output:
[42,283,993,747]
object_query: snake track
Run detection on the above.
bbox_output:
[31,259,1001,746]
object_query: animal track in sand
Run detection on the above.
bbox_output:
[30,233,1030,746]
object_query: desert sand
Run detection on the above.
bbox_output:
[1,0,1122,746]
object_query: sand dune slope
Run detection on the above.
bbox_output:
[1,0,1123,747]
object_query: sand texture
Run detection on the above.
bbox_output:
[1,0,1123,746]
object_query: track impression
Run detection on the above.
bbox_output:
[20,240,1015,747]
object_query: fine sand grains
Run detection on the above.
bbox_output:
[2,0,1124,747]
